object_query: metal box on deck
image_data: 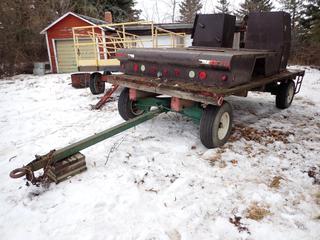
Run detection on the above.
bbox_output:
[192,13,236,48]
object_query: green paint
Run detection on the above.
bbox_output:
[180,105,203,123]
[136,97,171,111]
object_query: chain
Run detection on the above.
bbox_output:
[26,150,56,186]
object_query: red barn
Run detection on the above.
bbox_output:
[40,12,112,73]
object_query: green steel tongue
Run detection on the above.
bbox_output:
[9,108,165,184]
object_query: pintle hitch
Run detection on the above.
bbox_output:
[9,150,87,186]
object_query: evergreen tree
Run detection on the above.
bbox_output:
[179,0,203,23]
[279,0,304,57]
[237,0,273,17]
[71,0,100,18]
[279,0,303,31]
[101,0,141,22]
[216,0,231,14]
[300,0,320,43]
[72,0,140,22]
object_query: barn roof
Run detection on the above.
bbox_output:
[40,12,111,34]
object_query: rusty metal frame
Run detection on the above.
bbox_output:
[105,69,305,106]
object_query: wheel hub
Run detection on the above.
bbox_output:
[130,102,144,116]
[218,112,230,140]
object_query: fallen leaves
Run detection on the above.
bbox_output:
[269,176,284,189]
[218,160,227,168]
[145,188,159,194]
[205,154,221,166]
[246,203,270,221]
[229,215,250,234]
[229,124,293,145]
[165,173,179,183]
[307,167,320,185]
[230,159,238,166]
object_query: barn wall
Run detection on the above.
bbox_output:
[46,14,102,73]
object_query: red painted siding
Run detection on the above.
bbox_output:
[46,14,102,73]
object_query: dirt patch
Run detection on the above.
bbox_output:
[229,124,293,145]
[204,153,222,166]
[246,203,270,221]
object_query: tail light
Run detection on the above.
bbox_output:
[150,66,157,74]
[133,64,139,72]
[199,71,207,80]
[221,74,228,81]
[163,69,169,77]
[174,69,180,77]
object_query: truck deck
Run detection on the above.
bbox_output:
[116,46,279,89]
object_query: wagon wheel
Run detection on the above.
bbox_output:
[200,101,233,148]
[89,72,105,95]
[275,80,295,109]
[118,88,145,121]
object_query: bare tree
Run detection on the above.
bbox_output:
[160,0,179,22]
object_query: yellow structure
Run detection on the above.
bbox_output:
[72,21,186,71]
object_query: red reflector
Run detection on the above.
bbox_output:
[199,71,207,80]
[133,64,139,72]
[174,69,180,77]
[150,66,157,74]
[221,75,228,81]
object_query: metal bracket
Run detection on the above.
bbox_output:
[294,75,304,94]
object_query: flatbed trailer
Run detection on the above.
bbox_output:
[96,12,305,148]
[9,12,306,187]
[79,12,306,149]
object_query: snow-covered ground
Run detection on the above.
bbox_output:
[0,67,319,240]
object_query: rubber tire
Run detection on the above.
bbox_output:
[89,73,105,95]
[118,88,144,121]
[275,80,295,109]
[200,101,233,148]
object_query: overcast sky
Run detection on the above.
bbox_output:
[135,0,281,23]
